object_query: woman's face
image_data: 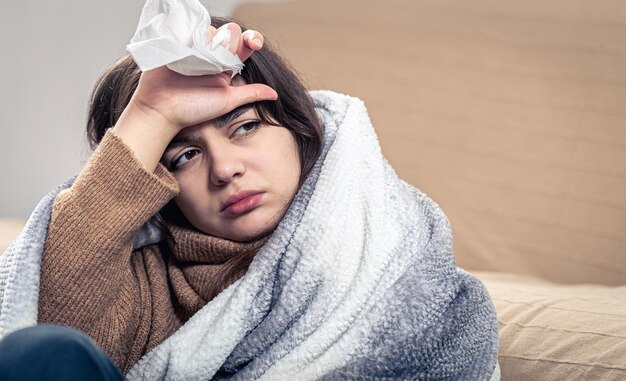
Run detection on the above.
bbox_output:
[162,105,301,242]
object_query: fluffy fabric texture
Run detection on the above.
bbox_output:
[0,90,499,380]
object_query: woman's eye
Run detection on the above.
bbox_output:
[171,149,200,169]
[233,121,261,138]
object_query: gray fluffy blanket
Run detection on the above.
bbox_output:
[1,90,500,380]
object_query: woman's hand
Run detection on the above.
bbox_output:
[112,23,276,172]
[130,24,276,134]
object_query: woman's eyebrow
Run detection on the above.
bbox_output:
[164,134,202,153]
[164,105,255,152]
[215,104,254,129]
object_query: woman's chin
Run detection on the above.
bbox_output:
[212,216,278,242]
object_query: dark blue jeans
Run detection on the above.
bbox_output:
[0,324,124,381]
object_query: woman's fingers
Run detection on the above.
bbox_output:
[219,23,242,54]
[207,23,264,63]
[229,83,278,109]
[244,30,264,50]
[206,26,217,43]
[216,24,265,63]
[237,30,263,62]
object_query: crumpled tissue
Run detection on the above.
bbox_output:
[127,0,244,76]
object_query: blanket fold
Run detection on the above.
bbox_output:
[0,90,499,380]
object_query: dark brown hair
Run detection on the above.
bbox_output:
[86,17,324,303]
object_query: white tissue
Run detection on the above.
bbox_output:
[127,0,244,76]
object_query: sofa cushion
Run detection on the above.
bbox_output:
[234,0,626,285]
[474,271,626,380]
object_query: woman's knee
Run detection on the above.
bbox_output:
[0,324,124,381]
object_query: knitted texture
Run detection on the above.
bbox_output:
[3,130,270,373]
[1,91,500,380]
[37,130,180,373]
[128,91,501,380]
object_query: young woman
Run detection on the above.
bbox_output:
[0,17,500,381]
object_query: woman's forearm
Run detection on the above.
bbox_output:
[111,100,178,173]
[39,130,179,327]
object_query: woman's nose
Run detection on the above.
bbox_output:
[208,146,245,186]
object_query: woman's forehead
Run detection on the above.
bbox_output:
[168,105,259,145]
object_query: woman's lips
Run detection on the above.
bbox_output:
[223,192,264,216]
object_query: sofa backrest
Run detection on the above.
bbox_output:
[234,0,626,285]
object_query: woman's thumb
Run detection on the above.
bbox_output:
[230,83,278,108]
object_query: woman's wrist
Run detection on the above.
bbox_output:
[111,100,178,173]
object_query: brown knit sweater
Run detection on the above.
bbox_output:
[38,130,270,374]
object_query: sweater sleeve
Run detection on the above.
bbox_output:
[38,129,179,369]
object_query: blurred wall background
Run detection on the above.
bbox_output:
[0,0,260,218]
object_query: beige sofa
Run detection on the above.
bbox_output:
[2,0,625,379]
